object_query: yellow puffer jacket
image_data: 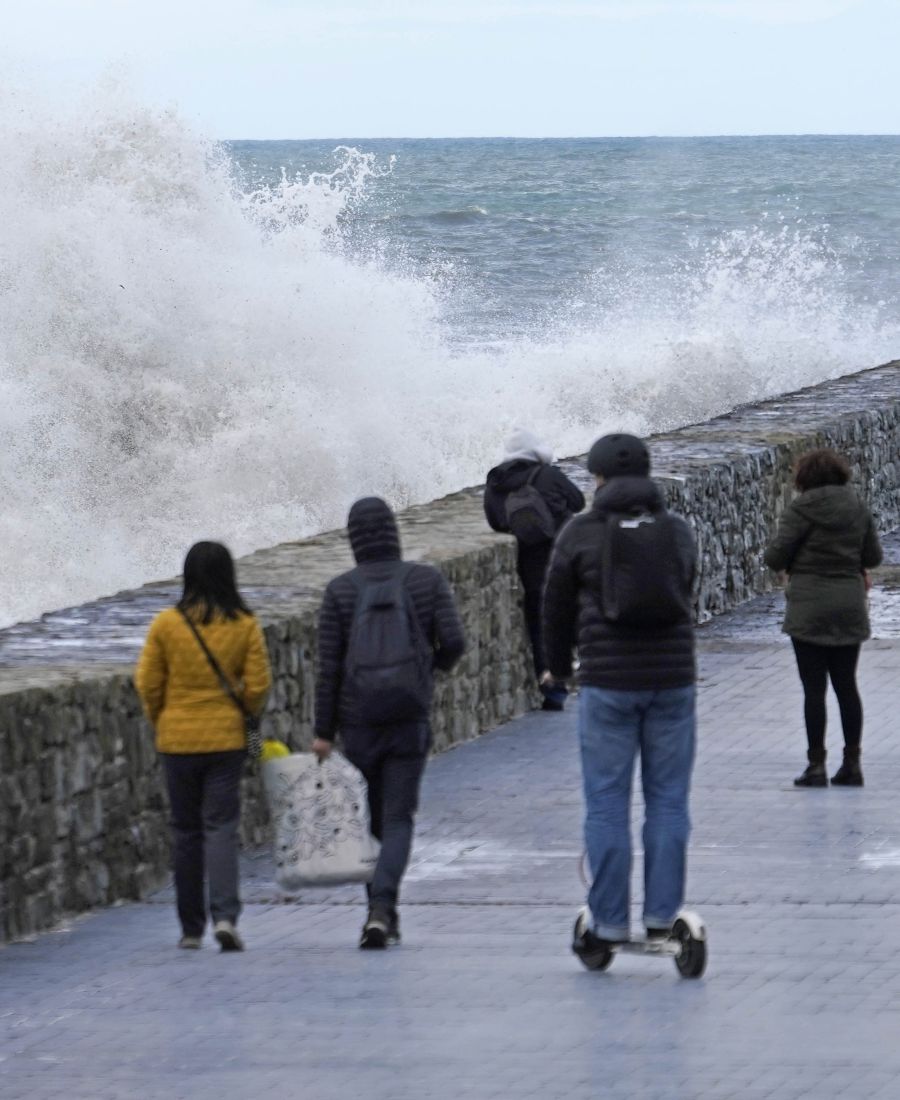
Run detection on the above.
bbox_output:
[135,607,272,754]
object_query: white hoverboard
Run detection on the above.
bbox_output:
[572,907,707,979]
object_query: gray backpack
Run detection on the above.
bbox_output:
[344,563,432,724]
[505,466,557,545]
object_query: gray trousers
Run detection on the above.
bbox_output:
[162,750,245,936]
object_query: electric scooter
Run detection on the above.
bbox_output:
[572,907,707,979]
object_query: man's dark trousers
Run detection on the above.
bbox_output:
[341,721,429,914]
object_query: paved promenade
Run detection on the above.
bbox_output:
[4,567,900,1099]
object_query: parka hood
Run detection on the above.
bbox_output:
[503,428,553,465]
[793,485,866,531]
[347,497,401,563]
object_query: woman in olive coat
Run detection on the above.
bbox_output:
[765,449,882,787]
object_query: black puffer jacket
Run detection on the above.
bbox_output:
[483,460,585,537]
[542,477,696,691]
[314,498,466,739]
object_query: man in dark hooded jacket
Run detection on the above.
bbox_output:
[542,434,698,963]
[313,497,465,949]
[484,428,585,708]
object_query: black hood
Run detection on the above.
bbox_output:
[486,458,542,493]
[347,497,401,564]
[592,476,665,516]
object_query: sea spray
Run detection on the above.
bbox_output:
[1,85,897,626]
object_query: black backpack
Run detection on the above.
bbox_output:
[505,466,557,545]
[343,563,432,724]
[600,511,692,628]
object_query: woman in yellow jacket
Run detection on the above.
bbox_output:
[136,541,271,951]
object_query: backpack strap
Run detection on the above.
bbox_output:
[348,561,428,648]
[526,462,561,523]
[348,559,414,595]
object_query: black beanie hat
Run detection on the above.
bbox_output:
[587,433,650,479]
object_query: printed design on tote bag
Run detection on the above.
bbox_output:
[269,763,369,868]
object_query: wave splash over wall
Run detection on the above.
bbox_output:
[1,84,897,626]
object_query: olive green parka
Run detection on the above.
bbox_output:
[764,484,882,646]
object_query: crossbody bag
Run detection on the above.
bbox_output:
[178,609,263,759]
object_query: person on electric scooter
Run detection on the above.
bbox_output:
[541,433,698,965]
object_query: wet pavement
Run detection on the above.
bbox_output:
[4,563,900,1098]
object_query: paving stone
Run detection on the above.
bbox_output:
[5,568,900,1098]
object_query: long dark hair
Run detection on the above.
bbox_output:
[177,541,251,623]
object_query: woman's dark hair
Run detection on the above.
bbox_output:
[793,449,851,492]
[178,541,251,623]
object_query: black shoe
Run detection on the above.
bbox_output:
[831,761,864,787]
[540,680,567,711]
[572,909,622,971]
[360,907,390,950]
[794,762,828,787]
[213,920,244,951]
[387,913,401,946]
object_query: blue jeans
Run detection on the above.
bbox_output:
[578,685,696,940]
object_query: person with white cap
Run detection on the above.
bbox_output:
[483,428,585,709]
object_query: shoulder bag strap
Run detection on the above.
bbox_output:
[177,608,249,719]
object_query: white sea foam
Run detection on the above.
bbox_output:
[1,83,898,626]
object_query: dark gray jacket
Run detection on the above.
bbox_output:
[314,499,466,739]
[764,484,882,646]
[542,476,696,691]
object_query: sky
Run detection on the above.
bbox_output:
[4,0,899,139]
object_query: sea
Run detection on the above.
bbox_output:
[2,88,899,626]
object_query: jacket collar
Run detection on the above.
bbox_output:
[592,476,664,516]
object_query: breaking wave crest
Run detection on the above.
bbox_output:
[1,82,897,625]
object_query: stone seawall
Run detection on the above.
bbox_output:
[2,361,900,942]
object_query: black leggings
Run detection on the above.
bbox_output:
[791,639,862,760]
[517,541,553,678]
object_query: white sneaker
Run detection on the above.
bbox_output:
[178,935,202,950]
[213,920,245,952]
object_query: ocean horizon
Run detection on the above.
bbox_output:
[3,114,899,625]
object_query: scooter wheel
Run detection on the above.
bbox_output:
[572,913,614,972]
[672,917,707,979]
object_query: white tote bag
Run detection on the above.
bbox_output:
[262,752,380,888]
